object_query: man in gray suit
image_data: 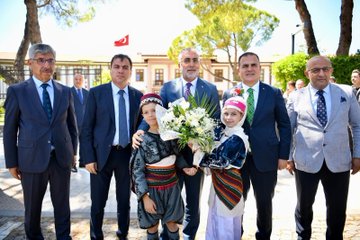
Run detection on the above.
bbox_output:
[286,56,360,240]
[3,43,78,239]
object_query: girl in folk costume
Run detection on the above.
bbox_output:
[200,96,249,240]
[130,93,193,240]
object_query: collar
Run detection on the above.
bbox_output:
[33,77,53,89]
[111,82,129,96]
[181,77,198,88]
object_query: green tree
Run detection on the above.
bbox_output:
[92,68,111,87]
[168,0,279,83]
[272,53,309,90]
[0,0,102,85]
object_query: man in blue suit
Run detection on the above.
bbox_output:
[80,54,143,239]
[3,43,78,239]
[133,48,221,239]
[223,52,291,240]
[71,73,89,171]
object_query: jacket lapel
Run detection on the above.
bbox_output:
[51,81,62,123]
[106,83,116,126]
[28,78,49,122]
[328,84,341,126]
[252,82,267,125]
[303,87,320,125]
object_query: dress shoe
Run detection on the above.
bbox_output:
[71,165,78,173]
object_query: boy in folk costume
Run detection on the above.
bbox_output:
[130,93,194,240]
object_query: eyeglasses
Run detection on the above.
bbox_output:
[31,58,56,65]
[308,67,332,74]
[182,58,199,64]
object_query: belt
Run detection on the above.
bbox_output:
[112,145,128,150]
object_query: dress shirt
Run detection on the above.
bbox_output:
[309,84,331,120]
[33,77,54,108]
[111,82,130,145]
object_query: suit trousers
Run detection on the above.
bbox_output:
[242,153,277,240]
[21,151,71,240]
[295,162,350,240]
[90,146,131,240]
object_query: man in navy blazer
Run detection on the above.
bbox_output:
[71,73,89,171]
[223,52,291,239]
[133,48,221,240]
[287,56,360,239]
[80,54,143,239]
[3,43,78,239]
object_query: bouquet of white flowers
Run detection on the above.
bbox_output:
[156,95,217,155]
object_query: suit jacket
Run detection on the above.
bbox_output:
[287,83,360,173]
[158,77,221,166]
[3,78,78,173]
[71,86,89,131]
[80,82,143,171]
[223,81,291,172]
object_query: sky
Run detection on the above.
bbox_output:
[0,0,359,61]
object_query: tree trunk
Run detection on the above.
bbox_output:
[294,0,319,55]
[336,0,353,56]
[13,0,42,84]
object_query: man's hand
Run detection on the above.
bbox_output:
[351,158,360,175]
[183,167,197,176]
[8,167,21,180]
[278,159,288,170]
[132,130,144,149]
[86,162,98,175]
[286,161,295,175]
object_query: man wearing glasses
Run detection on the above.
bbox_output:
[286,55,360,239]
[133,48,221,239]
[3,43,78,239]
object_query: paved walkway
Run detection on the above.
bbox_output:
[1,137,360,239]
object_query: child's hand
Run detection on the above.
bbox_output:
[183,167,198,176]
[143,194,157,214]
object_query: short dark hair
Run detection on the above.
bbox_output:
[110,54,132,69]
[238,52,260,64]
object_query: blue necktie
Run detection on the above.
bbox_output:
[118,90,129,147]
[184,82,192,100]
[41,83,52,121]
[316,90,327,127]
[77,88,83,104]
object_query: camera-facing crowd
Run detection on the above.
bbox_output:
[3,43,360,240]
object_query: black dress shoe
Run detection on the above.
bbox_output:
[79,162,85,168]
[71,166,78,173]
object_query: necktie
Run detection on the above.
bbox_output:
[247,88,255,124]
[41,83,52,121]
[77,88,83,104]
[118,90,129,147]
[316,90,327,127]
[184,82,192,100]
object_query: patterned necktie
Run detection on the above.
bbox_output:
[246,88,255,124]
[77,88,83,104]
[41,83,52,121]
[316,90,327,127]
[118,90,129,147]
[184,82,192,100]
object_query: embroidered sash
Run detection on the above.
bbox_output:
[211,168,243,210]
[145,164,178,190]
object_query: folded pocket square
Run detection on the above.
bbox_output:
[341,96,346,102]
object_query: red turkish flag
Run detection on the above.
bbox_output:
[114,34,129,47]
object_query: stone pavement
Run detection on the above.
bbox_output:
[1,137,360,239]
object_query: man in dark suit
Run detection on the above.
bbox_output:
[287,56,360,239]
[3,43,78,239]
[133,48,221,240]
[223,52,291,240]
[80,54,143,240]
[71,73,89,171]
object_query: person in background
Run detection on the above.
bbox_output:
[133,48,221,240]
[80,54,143,240]
[329,75,336,83]
[295,79,305,90]
[3,43,78,239]
[71,73,89,172]
[351,69,360,103]
[283,80,296,101]
[286,56,360,239]
[222,52,291,240]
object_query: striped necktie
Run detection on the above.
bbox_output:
[246,88,254,124]
[184,82,192,100]
[41,83,52,121]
